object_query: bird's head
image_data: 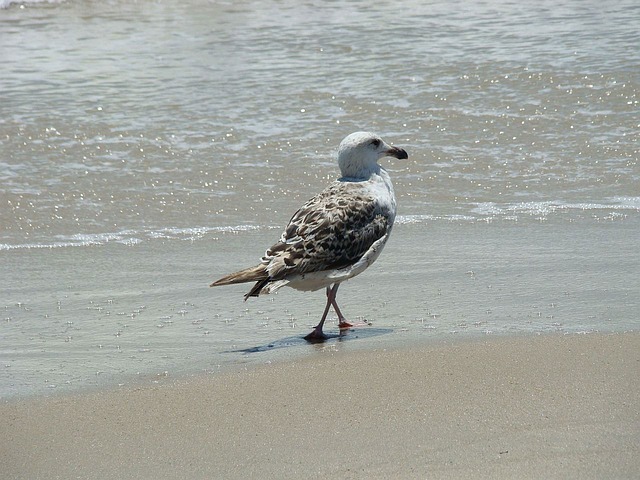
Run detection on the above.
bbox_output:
[337,131,408,179]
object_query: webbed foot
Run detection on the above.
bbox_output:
[304,328,329,343]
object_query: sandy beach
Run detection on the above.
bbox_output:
[2,332,638,479]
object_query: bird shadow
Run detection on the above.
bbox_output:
[226,326,393,354]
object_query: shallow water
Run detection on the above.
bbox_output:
[1,0,639,397]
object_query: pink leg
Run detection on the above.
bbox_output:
[304,286,332,342]
[328,284,352,329]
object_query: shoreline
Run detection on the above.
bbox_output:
[4,217,639,400]
[2,331,639,479]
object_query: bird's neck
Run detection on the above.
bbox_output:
[339,163,381,181]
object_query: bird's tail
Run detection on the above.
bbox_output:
[210,264,268,287]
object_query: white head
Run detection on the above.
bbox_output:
[337,131,408,179]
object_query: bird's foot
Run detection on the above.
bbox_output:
[338,319,371,330]
[304,328,329,343]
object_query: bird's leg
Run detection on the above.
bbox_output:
[304,286,332,343]
[328,283,353,329]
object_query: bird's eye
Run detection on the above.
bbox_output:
[371,139,381,147]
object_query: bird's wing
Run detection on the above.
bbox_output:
[261,182,391,279]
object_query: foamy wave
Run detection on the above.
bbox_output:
[396,214,476,225]
[472,198,640,218]
[0,0,65,8]
[397,198,640,226]
[0,225,269,250]
[609,196,640,209]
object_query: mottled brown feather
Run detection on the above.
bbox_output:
[260,180,391,281]
[211,180,392,298]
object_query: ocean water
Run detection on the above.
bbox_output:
[1,0,639,397]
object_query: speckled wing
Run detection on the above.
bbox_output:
[261,181,392,281]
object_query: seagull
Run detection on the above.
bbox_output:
[210,132,408,342]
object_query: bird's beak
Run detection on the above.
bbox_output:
[385,145,408,160]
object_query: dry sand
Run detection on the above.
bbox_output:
[2,332,639,479]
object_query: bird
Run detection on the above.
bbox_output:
[210,131,408,342]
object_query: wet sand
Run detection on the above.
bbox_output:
[2,332,639,479]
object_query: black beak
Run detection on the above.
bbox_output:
[386,146,408,159]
